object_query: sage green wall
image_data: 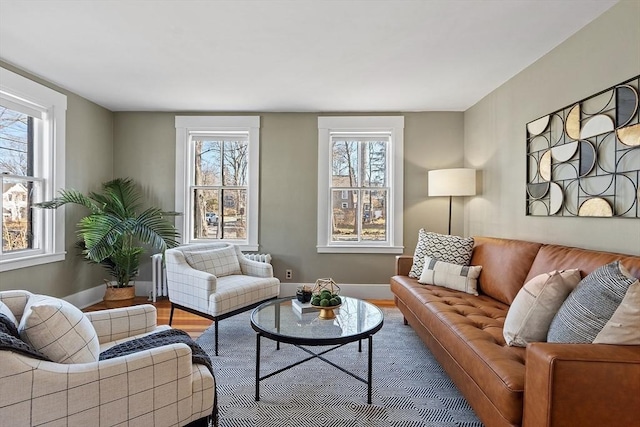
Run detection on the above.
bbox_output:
[464,0,640,255]
[0,62,114,296]
[113,112,465,284]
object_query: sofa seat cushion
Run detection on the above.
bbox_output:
[208,275,281,317]
[391,275,526,425]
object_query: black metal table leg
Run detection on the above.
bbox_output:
[255,333,261,401]
[367,335,373,404]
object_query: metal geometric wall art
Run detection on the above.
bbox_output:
[526,75,640,218]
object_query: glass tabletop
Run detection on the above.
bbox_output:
[250,296,384,345]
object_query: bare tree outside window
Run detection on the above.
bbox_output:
[192,136,248,241]
[1,106,36,252]
[331,137,387,242]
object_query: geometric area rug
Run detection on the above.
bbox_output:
[196,306,484,427]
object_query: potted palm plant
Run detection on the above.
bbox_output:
[36,178,180,302]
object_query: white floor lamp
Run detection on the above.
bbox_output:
[428,168,476,235]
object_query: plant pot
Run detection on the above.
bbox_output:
[296,289,312,303]
[104,285,135,307]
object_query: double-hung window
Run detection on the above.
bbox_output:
[317,116,404,253]
[175,116,260,251]
[0,67,67,271]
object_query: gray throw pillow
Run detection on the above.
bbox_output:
[547,261,639,344]
[408,229,474,278]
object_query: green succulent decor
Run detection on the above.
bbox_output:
[36,178,180,288]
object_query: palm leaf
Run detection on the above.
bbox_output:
[35,189,101,213]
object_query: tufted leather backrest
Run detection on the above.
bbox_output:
[470,237,542,305]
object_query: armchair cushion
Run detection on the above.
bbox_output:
[183,246,242,278]
[18,295,100,364]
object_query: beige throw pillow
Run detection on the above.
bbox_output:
[18,295,100,364]
[593,271,640,345]
[0,300,18,327]
[418,256,482,295]
[504,269,581,347]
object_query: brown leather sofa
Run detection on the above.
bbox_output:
[390,236,640,427]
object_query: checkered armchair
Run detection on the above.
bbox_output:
[0,290,215,427]
[165,243,280,355]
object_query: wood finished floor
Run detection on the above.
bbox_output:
[84,297,396,339]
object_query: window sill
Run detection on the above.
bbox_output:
[0,252,66,272]
[316,245,404,254]
[187,240,259,252]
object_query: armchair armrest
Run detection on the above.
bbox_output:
[86,304,158,344]
[165,251,217,313]
[1,343,204,426]
[239,256,274,278]
[523,342,640,427]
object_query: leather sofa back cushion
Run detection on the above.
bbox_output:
[470,237,543,305]
[525,244,640,283]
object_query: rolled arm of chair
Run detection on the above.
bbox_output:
[523,342,640,427]
[86,304,158,344]
[1,344,200,426]
[239,257,274,278]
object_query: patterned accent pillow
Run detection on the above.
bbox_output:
[503,269,581,347]
[183,246,242,278]
[418,256,482,295]
[18,295,100,363]
[0,301,18,328]
[547,261,639,344]
[409,229,474,278]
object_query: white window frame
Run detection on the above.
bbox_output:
[175,116,260,251]
[317,116,404,254]
[0,67,67,272]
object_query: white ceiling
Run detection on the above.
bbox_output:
[0,0,618,112]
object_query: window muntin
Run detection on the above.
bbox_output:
[175,116,259,251]
[0,67,67,271]
[317,116,404,254]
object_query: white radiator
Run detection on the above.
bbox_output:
[151,254,167,302]
[150,252,272,302]
[244,253,272,263]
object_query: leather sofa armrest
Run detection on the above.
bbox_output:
[396,255,413,276]
[523,342,640,427]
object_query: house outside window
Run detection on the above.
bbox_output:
[0,67,67,272]
[317,116,404,254]
[175,116,260,251]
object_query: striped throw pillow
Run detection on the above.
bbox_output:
[547,261,639,344]
[418,256,482,295]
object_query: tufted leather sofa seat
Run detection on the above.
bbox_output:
[391,236,640,427]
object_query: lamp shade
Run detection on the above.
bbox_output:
[428,168,476,197]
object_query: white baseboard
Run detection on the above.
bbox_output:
[66,281,392,309]
[65,281,152,309]
[279,282,393,300]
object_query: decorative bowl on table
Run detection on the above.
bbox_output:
[310,278,342,319]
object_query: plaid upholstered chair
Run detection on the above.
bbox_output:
[0,290,216,427]
[165,242,280,355]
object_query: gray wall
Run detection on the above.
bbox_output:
[0,62,114,296]
[464,0,640,255]
[113,111,465,284]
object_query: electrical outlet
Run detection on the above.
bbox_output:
[285,269,293,280]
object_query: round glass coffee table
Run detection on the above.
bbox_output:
[250,296,384,404]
